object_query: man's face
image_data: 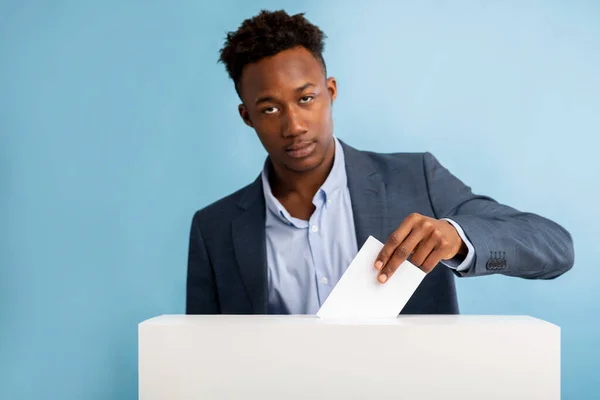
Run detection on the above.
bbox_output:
[237,46,337,173]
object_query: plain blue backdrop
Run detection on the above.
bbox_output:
[1,1,598,398]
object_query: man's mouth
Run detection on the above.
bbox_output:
[285,141,317,159]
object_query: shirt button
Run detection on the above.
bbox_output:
[311,225,319,233]
[321,277,328,284]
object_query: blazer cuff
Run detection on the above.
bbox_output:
[440,218,475,272]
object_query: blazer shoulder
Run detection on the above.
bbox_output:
[191,179,260,229]
[361,149,430,176]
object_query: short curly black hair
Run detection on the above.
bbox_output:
[218,10,327,95]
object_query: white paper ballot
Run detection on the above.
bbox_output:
[317,236,426,319]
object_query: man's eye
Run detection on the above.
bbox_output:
[263,107,279,114]
[299,96,314,104]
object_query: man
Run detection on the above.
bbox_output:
[186,10,574,315]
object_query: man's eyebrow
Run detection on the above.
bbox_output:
[254,83,316,105]
[255,95,275,105]
[296,82,316,92]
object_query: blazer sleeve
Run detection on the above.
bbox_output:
[422,152,574,279]
[186,212,221,314]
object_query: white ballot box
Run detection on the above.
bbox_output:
[138,315,559,399]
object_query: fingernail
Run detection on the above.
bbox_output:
[379,274,387,283]
[375,261,383,270]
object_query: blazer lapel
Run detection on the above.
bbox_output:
[341,141,388,247]
[232,177,268,314]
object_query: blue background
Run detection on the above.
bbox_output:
[1,1,598,398]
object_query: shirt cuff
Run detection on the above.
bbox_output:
[440,218,475,272]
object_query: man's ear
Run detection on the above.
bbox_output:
[238,104,254,128]
[326,77,338,104]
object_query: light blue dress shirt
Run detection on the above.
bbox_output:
[261,138,474,314]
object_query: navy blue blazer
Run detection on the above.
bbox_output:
[186,141,574,315]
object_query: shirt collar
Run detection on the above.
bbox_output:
[261,137,347,226]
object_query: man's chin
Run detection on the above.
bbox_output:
[283,154,325,173]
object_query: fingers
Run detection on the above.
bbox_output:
[410,235,437,269]
[420,247,447,273]
[374,213,458,283]
[377,228,427,283]
[375,214,418,273]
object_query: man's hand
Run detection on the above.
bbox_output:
[374,213,467,283]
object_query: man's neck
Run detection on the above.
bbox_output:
[269,139,336,212]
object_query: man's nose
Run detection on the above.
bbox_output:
[283,107,308,137]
